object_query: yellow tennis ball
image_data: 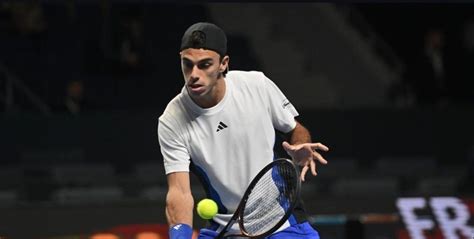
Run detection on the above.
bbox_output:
[196,198,218,219]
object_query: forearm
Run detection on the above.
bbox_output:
[289,121,312,145]
[166,172,194,227]
[166,188,194,227]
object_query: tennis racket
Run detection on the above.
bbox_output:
[215,158,301,238]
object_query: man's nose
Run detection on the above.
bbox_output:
[189,66,200,81]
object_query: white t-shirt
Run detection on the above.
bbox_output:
[158,70,299,232]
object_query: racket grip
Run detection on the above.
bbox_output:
[214,231,225,239]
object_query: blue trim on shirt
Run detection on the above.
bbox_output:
[287,214,297,225]
[272,149,298,226]
[266,221,320,239]
[190,161,228,215]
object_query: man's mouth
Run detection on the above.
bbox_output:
[189,84,205,94]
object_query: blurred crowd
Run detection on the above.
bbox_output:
[0,2,473,115]
[397,26,474,107]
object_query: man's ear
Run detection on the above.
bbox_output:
[220,55,229,72]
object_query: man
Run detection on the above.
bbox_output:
[158,22,329,239]
[407,29,448,106]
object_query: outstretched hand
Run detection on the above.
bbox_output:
[282,141,329,182]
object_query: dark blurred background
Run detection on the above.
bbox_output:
[0,2,473,239]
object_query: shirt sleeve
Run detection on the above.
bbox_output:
[157,117,190,174]
[261,74,299,133]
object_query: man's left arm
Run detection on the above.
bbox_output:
[283,120,329,181]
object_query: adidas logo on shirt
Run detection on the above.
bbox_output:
[216,121,228,132]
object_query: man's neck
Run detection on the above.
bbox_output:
[191,78,226,109]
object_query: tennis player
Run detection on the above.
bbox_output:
[158,22,329,239]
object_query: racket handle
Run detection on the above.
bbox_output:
[214,229,226,239]
[215,218,235,239]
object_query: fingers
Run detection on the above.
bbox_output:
[282,141,292,151]
[312,151,328,164]
[300,160,317,182]
[284,142,329,153]
[287,142,329,181]
[310,158,317,176]
[309,143,329,152]
[300,165,309,182]
[283,141,304,150]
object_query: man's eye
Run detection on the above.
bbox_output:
[183,62,194,69]
[198,63,211,69]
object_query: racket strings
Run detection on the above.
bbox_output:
[241,163,298,236]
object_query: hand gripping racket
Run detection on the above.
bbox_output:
[215,158,301,238]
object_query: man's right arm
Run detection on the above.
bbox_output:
[166,171,194,237]
[158,116,194,237]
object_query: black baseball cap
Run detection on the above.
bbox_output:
[180,22,227,57]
